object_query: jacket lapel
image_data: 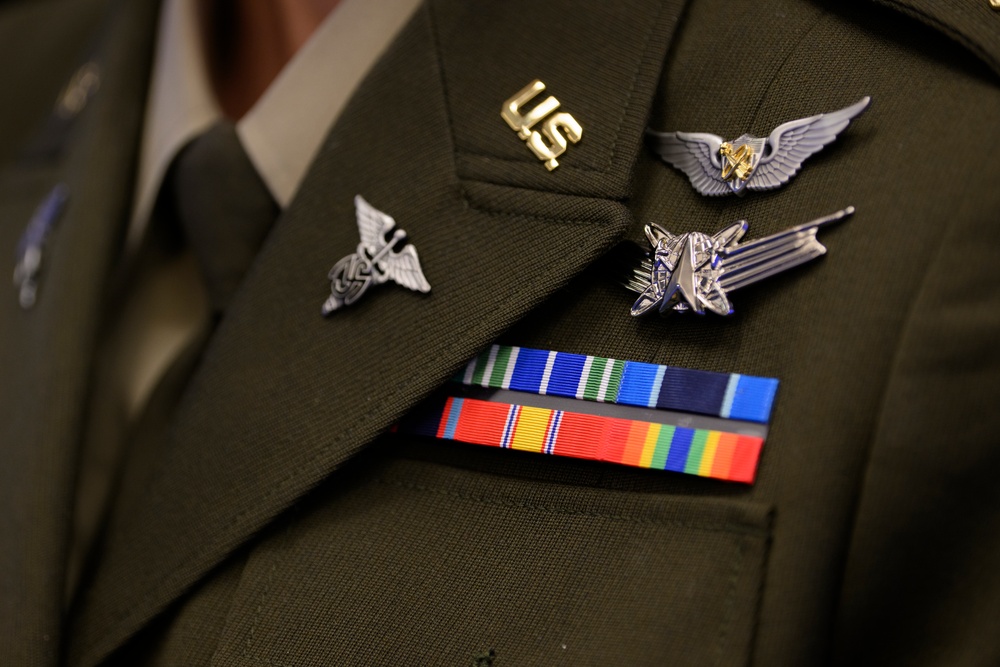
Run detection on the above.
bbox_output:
[71,0,689,663]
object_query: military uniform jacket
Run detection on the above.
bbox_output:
[1,0,999,665]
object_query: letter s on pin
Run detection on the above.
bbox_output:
[501,80,583,171]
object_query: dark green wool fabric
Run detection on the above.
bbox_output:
[0,0,998,665]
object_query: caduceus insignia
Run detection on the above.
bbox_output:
[322,195,431,315]
[647,97,870,196]
[624,208,854,316]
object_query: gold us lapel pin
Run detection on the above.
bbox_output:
[502,80,583,171]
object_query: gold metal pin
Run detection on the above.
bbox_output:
[502,80,583,171]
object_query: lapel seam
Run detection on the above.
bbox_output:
[463,200,623,223]
[424,0,462,184]
[742,7,828,134]
[600,0,671,173]
[456,149,608,173]
[458,181,631,221]
[871,0,1000,78]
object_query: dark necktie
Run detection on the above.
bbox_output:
[166,121,280,312]
[69,122,280,603]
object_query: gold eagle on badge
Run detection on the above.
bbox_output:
[647,97,870,196]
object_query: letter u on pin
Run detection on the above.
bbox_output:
[502,80,583,171]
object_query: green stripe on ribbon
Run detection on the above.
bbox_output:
[684,430,709,475]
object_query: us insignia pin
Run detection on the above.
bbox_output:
[322,195,430,315]
[648,97,870,196]
[624,207,853,316]
[502,80,583,171]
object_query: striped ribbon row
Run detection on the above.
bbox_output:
[398,395,764,483]
[456,345,778,423]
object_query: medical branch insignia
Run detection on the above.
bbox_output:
[322,195,430,315]
[502,80,583,171]
[648,97,870,196]
[624,207,854,316]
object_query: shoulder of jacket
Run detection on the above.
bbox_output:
[871,0,1000,79]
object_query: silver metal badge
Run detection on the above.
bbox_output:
[625,207,853,316]
[322,195,431,315]
[647,97,870,196]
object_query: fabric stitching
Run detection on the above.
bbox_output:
[456,150,608,174]
[459,200,611,227]
[240,520,298,666]
[240,559,278,663]
[375,477,769,538]
[425,0,461,180]
[602,0,670,172]
[714,539,747,666]
[743,8,829,128]
[871,0,1000,76]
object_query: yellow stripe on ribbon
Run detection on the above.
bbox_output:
[639,423,661,468]
[509,405,551,453]
[697,431,723,477]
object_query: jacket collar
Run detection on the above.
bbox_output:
[870,0,1000,78]
[70,0,690,662]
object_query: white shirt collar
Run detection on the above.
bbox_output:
[128,0,423,252]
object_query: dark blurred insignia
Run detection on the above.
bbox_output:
[13,184,69,309]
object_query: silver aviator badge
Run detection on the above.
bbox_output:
[647,97,870,196]
[625,207,853,316]
[322,195,430,315]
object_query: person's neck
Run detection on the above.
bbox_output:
[200,0,343,120]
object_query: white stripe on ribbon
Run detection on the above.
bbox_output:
[501,347,520,390]
[720,373,741,419]
[480,344,500,388]
[539,350,558,395]
[596,360,616,402]
[648,365,667,408]
[500,404,520,448]
[544,410,563,454]
[575,356,594,400]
